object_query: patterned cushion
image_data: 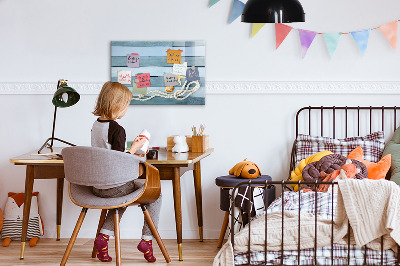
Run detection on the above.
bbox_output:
[295,131,385,166]
[1,217,40,240]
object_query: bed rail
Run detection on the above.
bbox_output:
[289,106,400,182]
[230,180,400,266]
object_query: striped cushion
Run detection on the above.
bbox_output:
[295,131,385,167]
[1,217,40,240]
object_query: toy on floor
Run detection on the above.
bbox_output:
[229,159,261,179]
[0,208,3,232]
[1,192,44,247]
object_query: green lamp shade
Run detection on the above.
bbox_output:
[52,84,80,108]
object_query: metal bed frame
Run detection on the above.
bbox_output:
[230,106,400,266]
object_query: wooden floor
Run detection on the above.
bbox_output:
[0,239,221,265]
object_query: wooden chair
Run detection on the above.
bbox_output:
[60,146,171,265]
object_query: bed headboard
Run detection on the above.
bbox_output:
[290,106,400,179]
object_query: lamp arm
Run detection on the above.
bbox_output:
[50,105,57,148]
[50,79,61,148]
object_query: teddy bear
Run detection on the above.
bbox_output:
[1,192,44,247]
[229,159,261,179]
[172,135,189,153]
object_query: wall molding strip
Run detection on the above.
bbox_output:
[0,81,399,95]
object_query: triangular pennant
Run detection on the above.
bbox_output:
[209,0,220,7]
[229,0,245,24]
[378,21,398,50]
[323,33,341,58]
[298,29,317,58]
[351,29,370,55]
[275,23,293,49]
[251,23,266,38]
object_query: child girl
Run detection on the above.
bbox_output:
[91,81,162,263]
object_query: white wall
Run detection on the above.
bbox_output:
[1,0,400,239]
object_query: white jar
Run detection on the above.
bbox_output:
[135,129,150,154]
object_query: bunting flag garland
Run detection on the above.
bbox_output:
[323,33,341,58]
[378,21,398,50]
[298,29,317,58]
[229,0,245,24]
[351,29,370,55]
[251,23,266,38]
[209,0,220,8]
[275,23,293,49]
[207,5,400,57]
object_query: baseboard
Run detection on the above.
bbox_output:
[1,81,399,95]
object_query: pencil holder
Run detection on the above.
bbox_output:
[191,135,209,153]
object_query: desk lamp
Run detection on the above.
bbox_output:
[38,79,80,154]
[241,0,305,23]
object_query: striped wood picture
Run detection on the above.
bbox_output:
[111,41,206,105]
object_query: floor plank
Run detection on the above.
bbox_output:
[0,239,221,265]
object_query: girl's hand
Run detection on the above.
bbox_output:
[134,149,149,157]
[129,137,147,155]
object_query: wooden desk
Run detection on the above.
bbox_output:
[9,148,64,259]
[146,148,213,260]
[10,147,213,261]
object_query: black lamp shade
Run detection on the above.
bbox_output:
[241,0,305,23]
[52,84,80,108]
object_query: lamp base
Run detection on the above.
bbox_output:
[38,137,76,154]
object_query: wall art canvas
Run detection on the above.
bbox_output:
[111,41,206,105]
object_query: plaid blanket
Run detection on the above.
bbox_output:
[235,244,397,265]
[234,191,397,265]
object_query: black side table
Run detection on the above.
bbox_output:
[215,175,275,248]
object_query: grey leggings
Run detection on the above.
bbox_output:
[92,180,162,240]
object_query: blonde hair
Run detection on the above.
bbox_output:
[93,82,133,120]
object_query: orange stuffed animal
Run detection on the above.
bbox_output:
[229,159,261,179]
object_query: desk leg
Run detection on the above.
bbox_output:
[193,161,203,242]
[20,165,34,259]
[172,167,183,261]
[56,178,64,241]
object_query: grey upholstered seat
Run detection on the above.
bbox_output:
[63,146,145,208]
[60,146,170,265]
[69,181,144,208]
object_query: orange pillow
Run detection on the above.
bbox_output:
[347,146,391,180]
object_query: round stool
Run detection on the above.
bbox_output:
[215,175,275,248]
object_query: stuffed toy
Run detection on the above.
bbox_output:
[0,208,3,232]
[289,150,333,191]
[348,146,391,180]
[172,135,189,153]
[1,192,44,247]
[229,159,261,179]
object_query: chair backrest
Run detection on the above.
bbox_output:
[62,146,144,187]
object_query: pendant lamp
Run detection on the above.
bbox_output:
[38,79,80,154]
[241,0,305,23]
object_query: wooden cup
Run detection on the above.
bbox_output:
[191,135,209,153]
